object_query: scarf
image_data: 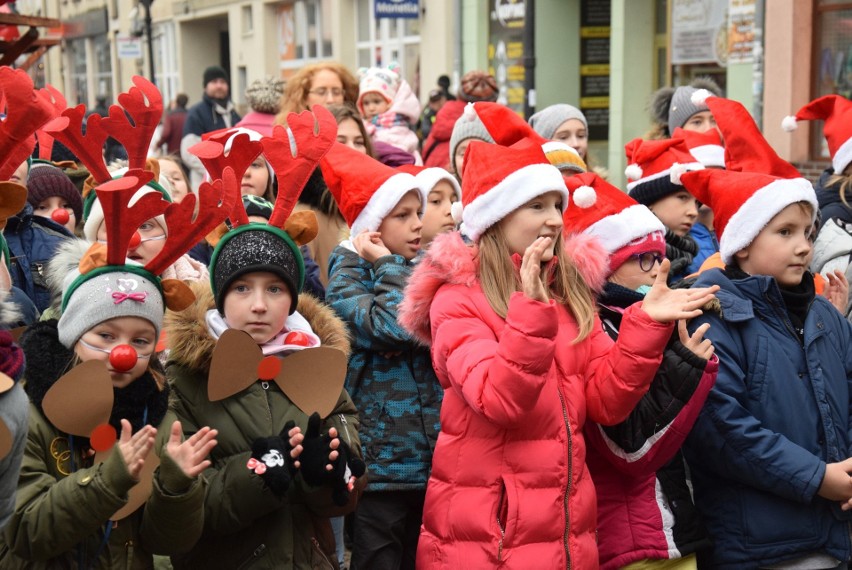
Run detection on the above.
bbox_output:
[665,229,699,279]
[205,309,321,356]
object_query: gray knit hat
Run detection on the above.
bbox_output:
[449,104,496,173]
[529,104,588,140]
[246,76,285,115]
[667,86,709,134]
[57,266,164,349]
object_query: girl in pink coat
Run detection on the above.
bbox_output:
[399,139,718,569]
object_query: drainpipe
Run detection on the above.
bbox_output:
[523,0,535,119]
[752,0,765,128]
[454,0,462,90]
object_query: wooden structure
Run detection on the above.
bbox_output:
[0,12,60,70]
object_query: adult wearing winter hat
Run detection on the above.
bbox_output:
[26,163,83,234]
[181,65,241,191]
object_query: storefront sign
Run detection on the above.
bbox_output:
[671,0,728,65]
[727,0,756,64]
[488,0,525,113]
[579,0,609,141]
[375,0,419,19]
[116,35,143,59]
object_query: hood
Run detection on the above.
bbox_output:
[44,238,92,316]
[426,100,466,142]
[389,79,422,123]
[811,217,852,275]
[399,231,610,345]
[166,280,351,372]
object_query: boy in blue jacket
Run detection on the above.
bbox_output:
[680,93,852,570]
[322,143,443,570]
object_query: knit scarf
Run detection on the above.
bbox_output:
[665,229,699,279]
[206,94,236,129]
[205,309,321,356]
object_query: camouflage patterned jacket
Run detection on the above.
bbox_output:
[326,244,442,491]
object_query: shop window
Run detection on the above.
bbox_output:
[68,38,88,106]
[814,1,852,160]
[278,0,333,77]
[354,0,420,90]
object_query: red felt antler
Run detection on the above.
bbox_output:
[42,105,112,183]
[0,68,58,180]
[189,129,263,183]
[145,166,240,276]
[34,85,67,161]
[101,76,163,171]
[94,170,171,265]
[263,106,336,228]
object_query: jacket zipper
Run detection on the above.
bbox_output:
[259,382,273,429]
[124,539,133,570]
[496,483,506,562]
[556,385,572,570]
[237,544,267,569]
[338,413,352,447]
[311,537,334,569]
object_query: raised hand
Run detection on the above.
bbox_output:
[353,230,392,264]
[521,237,551,303]
[117,419,156,480]
[823,269,849,314]
[166,421,218,479]
[678,320,714,360]
[296,412,365,506]
[640,259,719,323]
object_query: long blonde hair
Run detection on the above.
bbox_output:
[477,225,595,342]
[827,171,852,209]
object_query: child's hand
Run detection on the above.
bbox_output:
[520,237,551,303]
[823,270,849,314]
[818,458,852,501]
[287,424,304,462]
[353,231,392,264]
[117,419,156,480]
[678,320,714,360]
[166,421,218,479]
[641,259,719,323]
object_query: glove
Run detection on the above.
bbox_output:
[298,412,366,506]
[248,431,294,496]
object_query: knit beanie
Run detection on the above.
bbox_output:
[458,70,498,103]
[245,76,284,115]
[0,330,24,383]
[449,105,497,172]
[209,225,304,315]
[529,104,588,140]
[26,163,84,222]
[58,264,165,349]
[668,85,711,134]
[203,66,229,87]
[357,64,401,116]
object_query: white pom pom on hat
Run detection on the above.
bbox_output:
[451,201,464,225]
[572,185,597,208]
[690,89,713,106]
[624,163,643,180]
[782,115,799,132]
[669,162,703,185]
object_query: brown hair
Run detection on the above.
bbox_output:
[275,62,359,120]
[327,103,375,158]
[477,226,595,342]
[157,155,191,196]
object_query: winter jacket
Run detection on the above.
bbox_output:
[421,100,466,169]
[180,94,241,190]
[156,107,187,155]
[369,80,422,161]
[398,232,674,570]
[683,268,852,569]
[816,167,852,227]
[1,320,204,569]
[686,222,718,275]
[235,110,277,138]
[165,283,362,570]
[326,244,442,492]
[5,203,72,313]
[588,283,716,570]
[811,218,852,319]
[0,383,27,532]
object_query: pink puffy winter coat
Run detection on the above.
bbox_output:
[399,232,674,570]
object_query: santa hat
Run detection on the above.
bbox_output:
[671,127,725,169]
[562,172,665,273]
[624,138,704,205]
[397,164,462,202]
[679,94,816,263]
[458,138,568,242]
[357,63,401,116]
[320,142,424,236]
[782,95,852,175]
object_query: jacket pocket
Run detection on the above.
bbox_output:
[495,474,519,561]
[746,335,770,402]
[742,489,818,546]
[237,544,268,569]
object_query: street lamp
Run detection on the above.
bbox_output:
[139,0,155,85]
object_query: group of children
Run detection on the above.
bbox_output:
[0,63,850,570]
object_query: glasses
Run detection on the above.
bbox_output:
[308,87,345,98]
[631,252,664,272]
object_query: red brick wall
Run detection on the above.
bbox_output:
[793,161,830,185]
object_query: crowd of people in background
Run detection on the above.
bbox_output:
[0,56,850,570]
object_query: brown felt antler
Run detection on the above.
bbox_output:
[0,68,58,180]
[262,106,337,228]
[34,84,67,161]
[145,166,241,276]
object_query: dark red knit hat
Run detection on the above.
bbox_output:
[0,330,24,383]
[26,163,83,222]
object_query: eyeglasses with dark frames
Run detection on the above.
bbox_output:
[630,252,665,272]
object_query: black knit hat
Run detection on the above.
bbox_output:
[26,163,83,222]
[209,225,305,315]
[242,194,273,220]
[627,177,683,207]
[203,66,229,87]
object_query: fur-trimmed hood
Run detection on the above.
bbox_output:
[44,237,91,314]
[165,280,351,372]
[399,231,610,345]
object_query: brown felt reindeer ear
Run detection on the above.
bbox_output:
[0,182,28,230]
[284,210,319,246]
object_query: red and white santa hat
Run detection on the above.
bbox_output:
[396,164,462,202]
[319,142,425,236]
[671,126,725,169]
[458,138,572,242]
[562,172,665,273]
[679,93,816,264]
[623,137,703,205]
[782,94,852,175]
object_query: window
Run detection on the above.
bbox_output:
[153,22,180,108]
[93,34,112,104]
[277,0,333,76]
[242,5,254,35]
[813,1,852,159]
[68,38,88,106]
[354,0,421,89]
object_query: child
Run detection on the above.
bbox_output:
[679,92,852,568]
[357,63,422,162]
[562,172,718,570]
[625,137,704,283]
[398,138,717,569]
[0,324,27,531]
[322,142,443,569]
[157,155,192,203]
[0,158,228,566]
[26,162,82,234]
[166,108,365,569]
[398,165,461,248]
[648,77,722,139]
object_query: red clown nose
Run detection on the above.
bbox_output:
[51,208,70,225]
[109,344,138,372]
[127,231,142,250]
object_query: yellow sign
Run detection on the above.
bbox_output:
[580,27,610,38]
[580,96,610,108]
[580,64,610,76]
